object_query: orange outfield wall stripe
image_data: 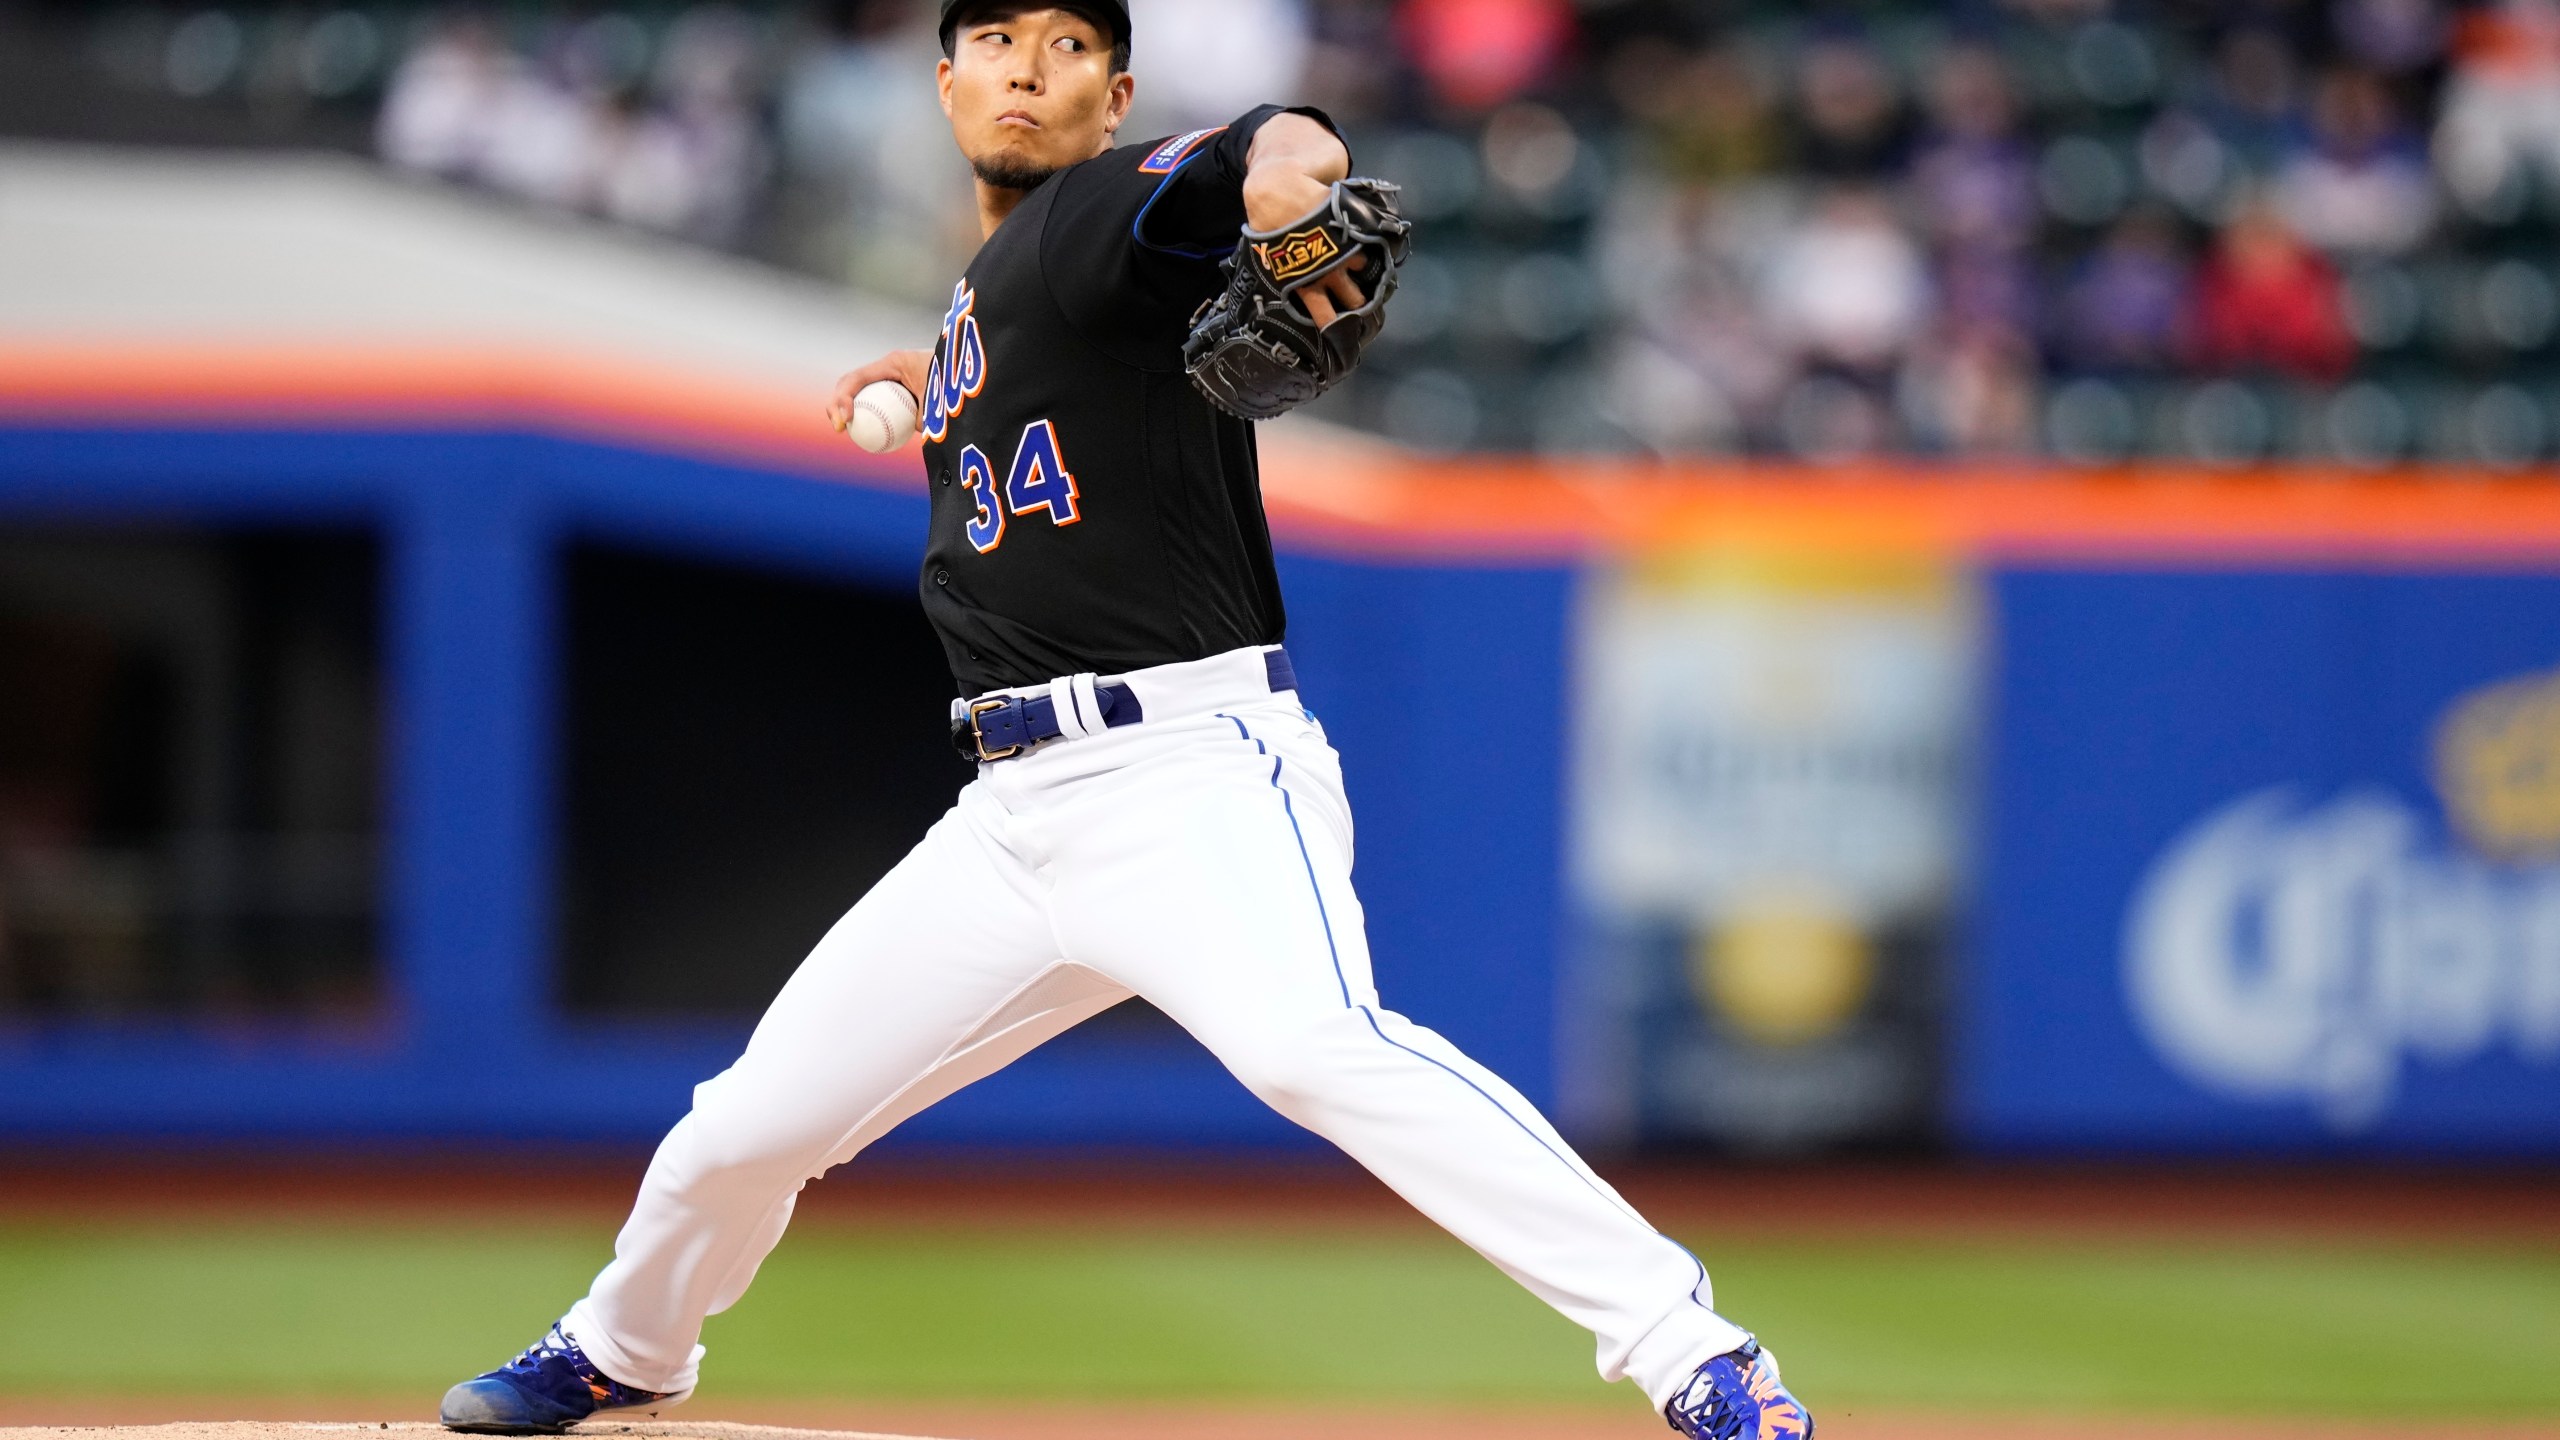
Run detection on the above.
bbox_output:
[4,343,2559,566]
[0,343,922,492]
[1259,455,2560,565]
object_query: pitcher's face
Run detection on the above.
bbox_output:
[940,7,1132,190]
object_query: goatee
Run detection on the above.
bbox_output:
[972,153,1062,191]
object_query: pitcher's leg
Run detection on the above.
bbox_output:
[569,785,1129,1394]
[1223,1002,1749,1408]
[1047,710,1749,1410]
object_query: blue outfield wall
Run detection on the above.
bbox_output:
[0,425,1573,1149]
[9,423,2557,1153]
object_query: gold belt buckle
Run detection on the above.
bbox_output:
[967,696,1025,762]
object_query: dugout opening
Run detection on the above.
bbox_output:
[0,525,384,1021]
[555,542,1189,1041]
[555,543,969,1018]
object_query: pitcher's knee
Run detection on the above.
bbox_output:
[1214,1007,1394,1114]
[657,1068,843,1195]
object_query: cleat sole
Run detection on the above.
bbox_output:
[439,1380,576,1435]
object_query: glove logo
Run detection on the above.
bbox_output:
[1254,228,1341,284]
[1187,177,1408,422]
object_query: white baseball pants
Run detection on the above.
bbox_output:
[563,644,1750,1411]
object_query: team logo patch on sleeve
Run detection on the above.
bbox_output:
[1139,127,1226,174]
[1252,226,1342,283]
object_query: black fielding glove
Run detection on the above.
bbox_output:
[1183,177,1413,421]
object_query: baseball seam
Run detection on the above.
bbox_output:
[853,397,908,452]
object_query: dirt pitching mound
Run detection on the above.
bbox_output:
[0,1414,952,1424]
[4,1412,2557,1440]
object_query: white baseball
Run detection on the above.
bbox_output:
[844,379,920,454]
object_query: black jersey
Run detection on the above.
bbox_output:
[917,104,1334,697]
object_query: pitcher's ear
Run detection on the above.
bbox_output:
[1104,71,1135,134]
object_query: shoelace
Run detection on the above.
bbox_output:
[1666,1382,1745,1439]
[499,1327,581,1379]
[496,1322,616,1383]
[508,1324,666,1405]
[1665,1341,1779,1440]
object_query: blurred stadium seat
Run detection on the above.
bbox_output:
[3,0,2557,460]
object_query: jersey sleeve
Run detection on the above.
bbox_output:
[1034,103,1349,369]
[1129,104,1347,260]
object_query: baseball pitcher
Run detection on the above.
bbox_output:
[437,5,1812,1438]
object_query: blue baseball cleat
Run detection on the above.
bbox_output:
[439,1322,687,1434]
[1664,1338,1814,1440]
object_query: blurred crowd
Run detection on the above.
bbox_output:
[42,0,2560,463]
[1565,0,2560,462]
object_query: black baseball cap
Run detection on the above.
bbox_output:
[939,0,1131,49]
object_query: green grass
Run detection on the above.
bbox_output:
[0,1219,2553,1416]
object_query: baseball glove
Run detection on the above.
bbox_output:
[1183,177,1412,421]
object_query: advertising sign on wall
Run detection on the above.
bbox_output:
[1970,571,2560,1151]
[1562,549,1974,1150]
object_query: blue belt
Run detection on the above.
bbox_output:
[952,649,1298,762]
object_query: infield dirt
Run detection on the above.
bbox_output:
[6,1155,2557,1241]
[0,1414,942,1424]
[3,1413,2559,1440]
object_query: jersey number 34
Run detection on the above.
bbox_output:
[960,419,1081,554]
